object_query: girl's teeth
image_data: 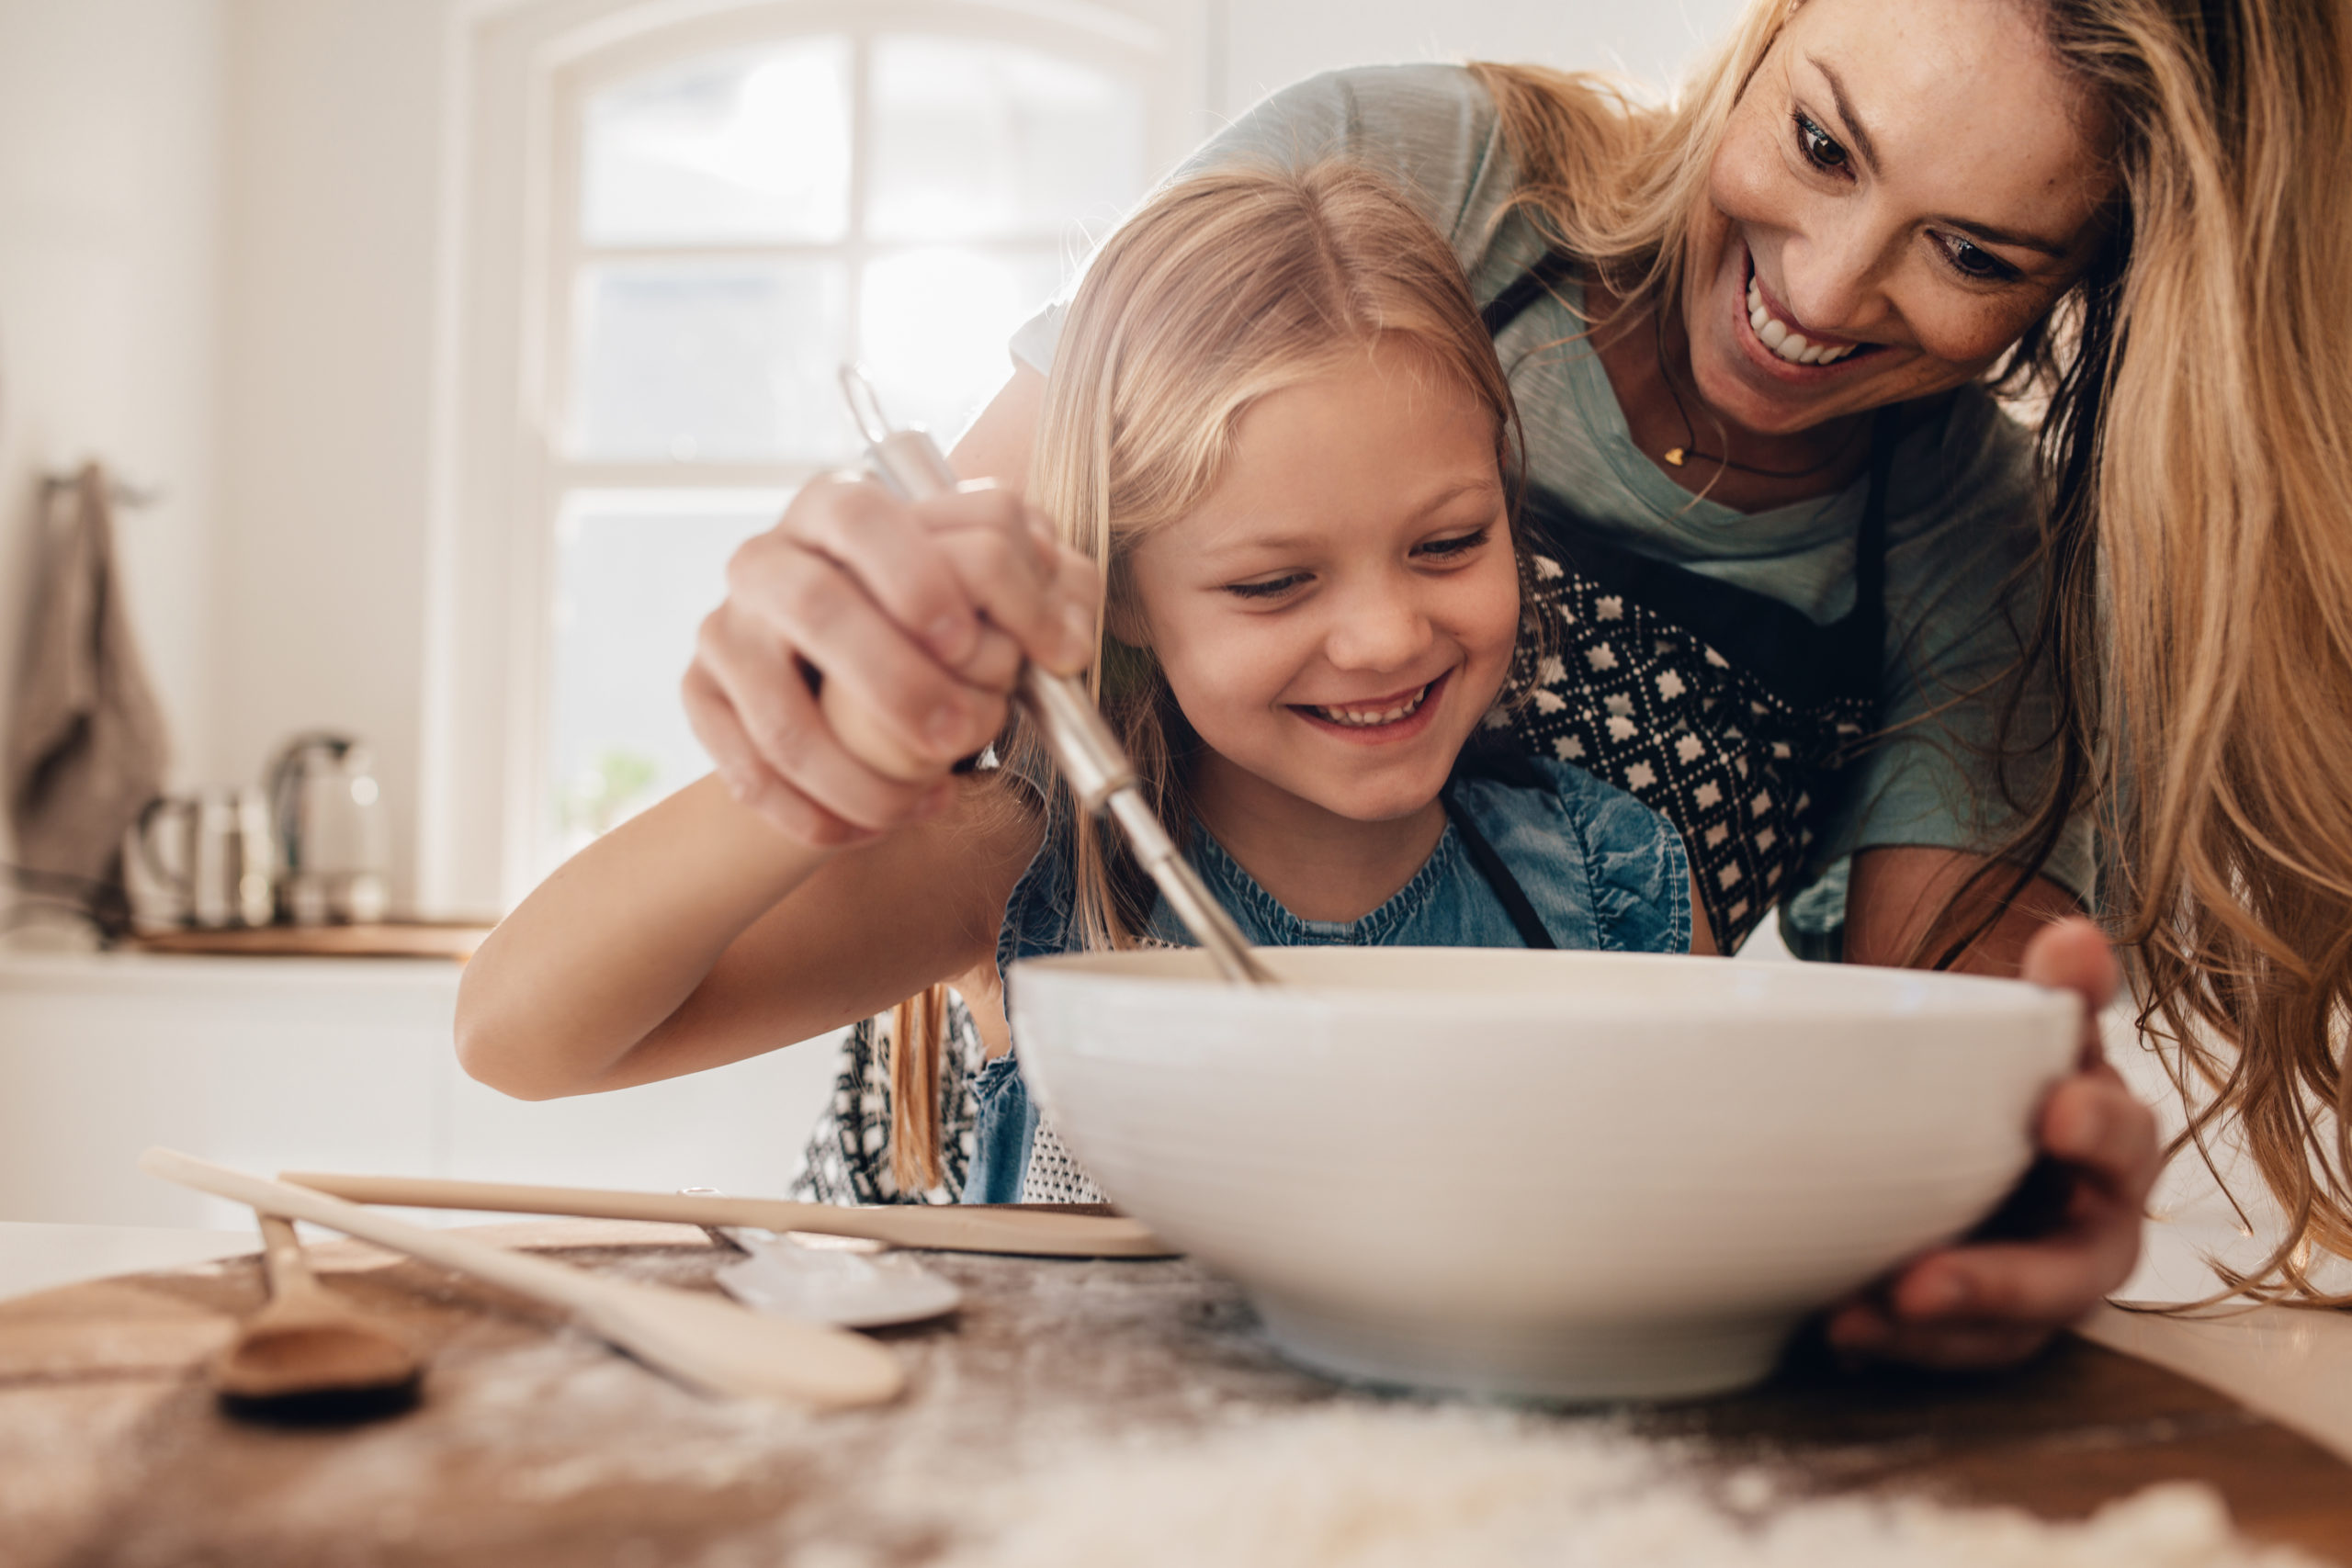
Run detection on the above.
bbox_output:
[1312,684,1430,728]
[1745,276,1856,367]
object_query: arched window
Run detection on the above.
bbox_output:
[518,6,1168,874]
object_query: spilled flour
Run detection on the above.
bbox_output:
[932,1405,2324,1568]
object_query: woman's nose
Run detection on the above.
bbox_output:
[1775,217,1892,338]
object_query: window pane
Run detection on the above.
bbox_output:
[583,39,851,245]
[859,248,1065,445]
[571,261,852,463]
[866,36,1144,243]
[545,492,787,865]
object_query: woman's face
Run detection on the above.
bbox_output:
[1687,0,2116,435]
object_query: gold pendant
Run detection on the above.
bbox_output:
[1664,446,1687,467]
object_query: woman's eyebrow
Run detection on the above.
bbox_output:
[1807,54,2073,259]
[1808,56,1881,171]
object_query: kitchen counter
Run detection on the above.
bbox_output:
[3,1217,2349,1565]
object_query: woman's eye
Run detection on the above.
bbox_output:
[1416,526,1491,561]
[1224,574,1306,601]
[1792,112,1849,175]
[1939,234,2019,283]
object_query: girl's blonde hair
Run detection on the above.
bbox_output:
[1020,160,1528,953]
[1476,0,2352,1302]
[882,162,1528,1190]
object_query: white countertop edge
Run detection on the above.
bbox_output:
[2077,1300,2352,1467]
[0,950,462,995]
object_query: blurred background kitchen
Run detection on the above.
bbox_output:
[1,0,1826,1235]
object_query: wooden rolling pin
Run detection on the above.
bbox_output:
[278,1172,1179,1259]
[141,1149,904,1410]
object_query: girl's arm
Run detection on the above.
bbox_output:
[458,772,1042,1100]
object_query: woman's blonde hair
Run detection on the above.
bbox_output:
[883,161,1528,1191]
[1476,0,2352,1302]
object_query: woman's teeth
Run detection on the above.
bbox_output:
[1747,276,1857,367]
[1306,683,1430,728]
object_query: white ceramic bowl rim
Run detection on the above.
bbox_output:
[1013,947,2077,1025]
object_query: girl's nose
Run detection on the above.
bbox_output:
[1323,580,1434,671]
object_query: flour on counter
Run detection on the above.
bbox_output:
[938,1405,2323,1568]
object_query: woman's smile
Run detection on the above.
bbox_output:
[1738,248,1875,371]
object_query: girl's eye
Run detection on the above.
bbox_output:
[1939,233,2020,283]
[1224,574,1306,601]
[1792,113,1849,175]
[1416,526,1492,561]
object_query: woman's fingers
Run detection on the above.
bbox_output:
[2040,1066,2165,1207]
[2019,915,2121,1065]
[1822,1297,2052,1371]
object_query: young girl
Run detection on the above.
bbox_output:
[457,163,1713,1203]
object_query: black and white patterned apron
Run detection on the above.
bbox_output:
[1484,252,1891,953]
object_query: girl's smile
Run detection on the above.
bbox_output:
[1292,670,1451,739]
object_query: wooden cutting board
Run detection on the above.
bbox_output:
[4,1224,2347,1566]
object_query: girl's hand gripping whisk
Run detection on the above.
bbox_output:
[835,368,1271,986]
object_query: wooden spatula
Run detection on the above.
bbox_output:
[141,1149,903,1411]
[215,1213,423,1421]
[277,1171,1178,1258]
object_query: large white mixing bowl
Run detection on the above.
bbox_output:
[1009,946,2078,1401]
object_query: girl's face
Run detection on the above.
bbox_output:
[1686,0,2116,435]
[1121,341,1520,829]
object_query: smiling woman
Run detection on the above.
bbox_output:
[1442,0,2352,1310]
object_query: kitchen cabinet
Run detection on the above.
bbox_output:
[0,953,838,1228]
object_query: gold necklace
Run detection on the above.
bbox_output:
[1652,318,1864,479]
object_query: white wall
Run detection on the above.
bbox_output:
[0,0,225,835]
[209,0,451,902]
[1217,0,1744,114]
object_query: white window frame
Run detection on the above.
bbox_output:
[422,0,1204,918]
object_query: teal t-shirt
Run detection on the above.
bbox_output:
[1011,64,2093,918]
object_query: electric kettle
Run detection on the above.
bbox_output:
[266,732,390,925]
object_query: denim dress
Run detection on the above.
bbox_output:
[965,747,1693,1203]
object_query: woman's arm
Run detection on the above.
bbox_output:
[1843,844,2084,973]
[1831,847,2162,1369]
[455,773,1040,1100]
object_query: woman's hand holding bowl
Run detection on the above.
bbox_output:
[1826,918,2163,1369]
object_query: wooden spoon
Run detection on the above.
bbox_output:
[215,1213,423,1422]
[143,1148,903,1411]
